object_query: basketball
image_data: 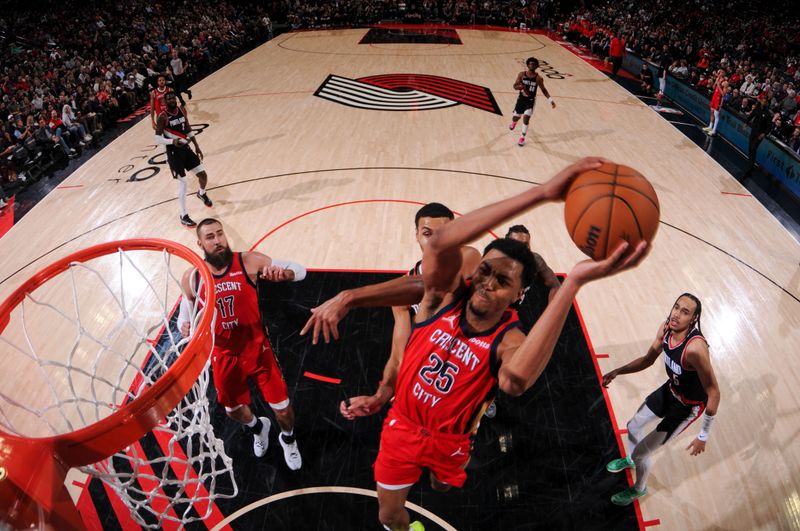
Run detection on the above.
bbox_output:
[564,162,660,260]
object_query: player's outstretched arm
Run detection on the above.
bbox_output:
[497,240,648,397]
[301,275,424,344]
[177,268,198,338]
[340,304,409,419]
[244,251,306,283]
[602,321,666,387]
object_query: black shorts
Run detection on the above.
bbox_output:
[513,95,535,115]
[166,146,202,178]
[645,382,705,442]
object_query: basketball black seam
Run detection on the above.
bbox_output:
[604,166,619,259]
[615,195,644,240]
[567,182,660,212]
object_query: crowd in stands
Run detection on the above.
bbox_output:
[0,0,274,209]
[563,0,800,153]
[282,0,559,31]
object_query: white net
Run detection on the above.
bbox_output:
[0,243,237,529]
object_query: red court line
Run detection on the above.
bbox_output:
[57,185,84,189]
[643,519,661,527]
[573,299,649,530]
[721,191,752,197]
[248,198,498,251]
[152,428,230,530]
[304,371,342,384]
[100,479,143,530]
[75,482,104,531]
[595,353,610,359]
[618,428,629,434]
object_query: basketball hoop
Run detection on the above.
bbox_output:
[0,239,236,529]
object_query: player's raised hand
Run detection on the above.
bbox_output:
[568,240,649,286]
[300,292,352,344]
[540,157,609,201]
[259,264,293,282]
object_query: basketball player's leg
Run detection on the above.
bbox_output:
[188,155,213,207]
[254,343,302,469]
[377,485,413,530]
[212,352,272,456]
[611,393,702,505]
[374,413,426,530]
[607,384,666,474]
[518,106,534,146]
[424,432,470,492]
[510,96,525,130]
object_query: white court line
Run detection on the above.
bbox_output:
[209,485,459,530]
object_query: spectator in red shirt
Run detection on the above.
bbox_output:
[609,33,626,78]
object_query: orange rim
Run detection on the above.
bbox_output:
[0,239,215,466]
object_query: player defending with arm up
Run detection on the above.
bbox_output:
[303,158,648,531]
[509,57,556,147]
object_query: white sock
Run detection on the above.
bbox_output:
[521,124,528,136]
[711,111,720,133]
[177,177,188,216]
[245,416,258,428]
[281,428,294,437]
[199,188,206,195]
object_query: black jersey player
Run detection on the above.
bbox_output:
[510,57,556,147]
[602,293,721,505]
[154,91,212,226]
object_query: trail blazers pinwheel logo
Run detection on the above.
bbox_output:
[314,74,502,115]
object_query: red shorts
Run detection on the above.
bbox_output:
[374,409,472,489]
[211,340,289,409]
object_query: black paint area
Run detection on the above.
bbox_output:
[359,28,462,45]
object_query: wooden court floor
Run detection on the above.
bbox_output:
[1,28,799,530]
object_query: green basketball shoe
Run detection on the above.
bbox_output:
[606,456,634,473]
[611,486,647,506]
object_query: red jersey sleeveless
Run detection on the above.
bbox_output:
[710,86,722,110]
[393,295,520,434]
[198,253,266,355]
[151,86,173,116]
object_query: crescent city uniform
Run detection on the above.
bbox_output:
[151,86,174,118]
[374,290,520,489]
[193,253,290,411]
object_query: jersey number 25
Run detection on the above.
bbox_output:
[419,353,460,394]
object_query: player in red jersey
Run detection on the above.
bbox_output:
[150,73,176,130]
[339,202,480,420]
[179,218,306,470]
[302,158,649,531]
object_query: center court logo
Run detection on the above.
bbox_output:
[314,73,502,115]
